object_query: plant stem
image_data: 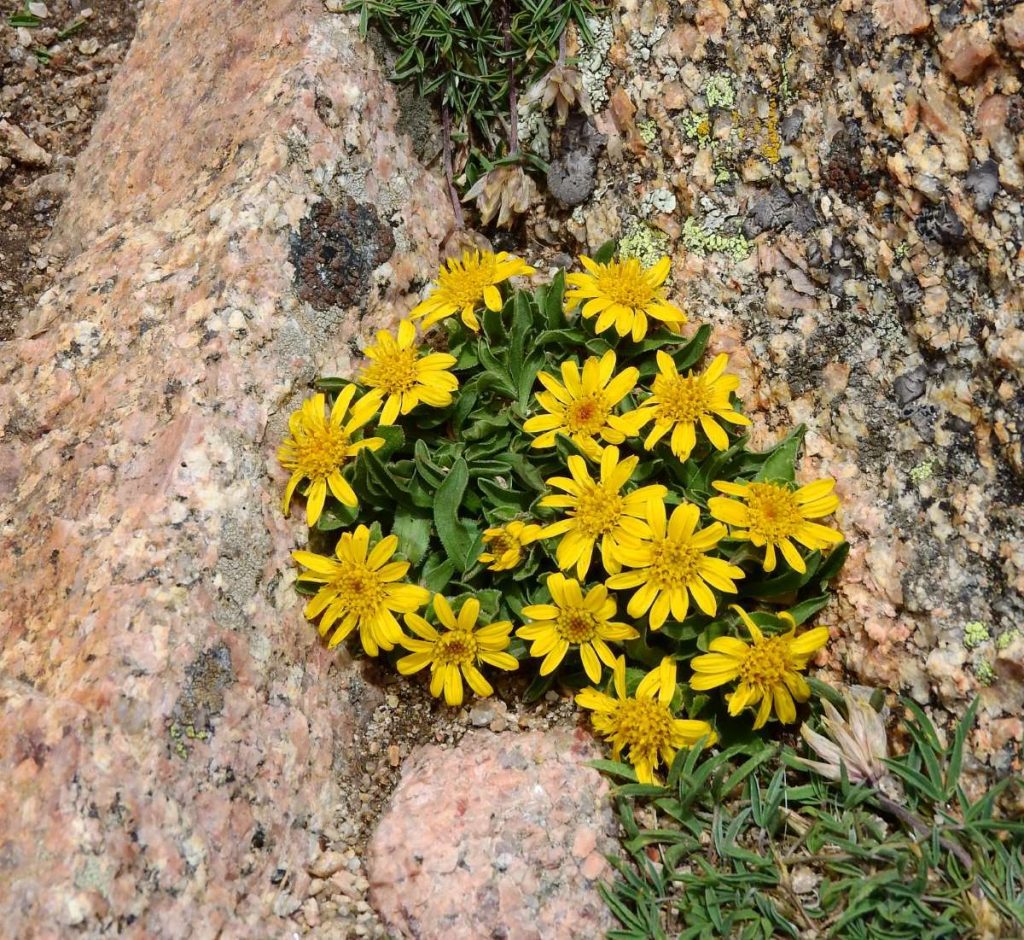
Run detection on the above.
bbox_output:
[441,104,464,229]
[874,793,977,885]
[502,0,519,155]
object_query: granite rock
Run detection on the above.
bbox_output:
[0,0,452,934]
[367,728,617,940]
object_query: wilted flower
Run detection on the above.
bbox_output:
[523,64,590,125]
[464,163,539,228]
[797,693,890,786]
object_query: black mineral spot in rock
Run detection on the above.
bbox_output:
[893,366,928,406]
[964,159,1000,213]
[290,196,395,311]
[915,199,966,248]
[171,643,235,739]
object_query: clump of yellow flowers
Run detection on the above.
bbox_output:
[277,245,847,783]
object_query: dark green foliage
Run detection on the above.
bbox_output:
[601,701,1024,939]
[343,0,599,180]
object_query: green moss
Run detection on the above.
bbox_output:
[963,621,990,650]
[619,223,670,269]
[974,660,995,686]
[682,217,751,261]
[705,73,736,109]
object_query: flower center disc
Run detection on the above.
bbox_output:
[739,636,789,686]
[556,607,599,644]
[596,262,654,310]
[653,374,709,423]
[746,483,804,541]
[365,349,420,394]
[333,563,385,616]
[435,631,478,666]
[294,425,351,478]
[565,393,610,436]
[648,538,701,588]
[573,484,625,538]
[614,698,674,750]
[438,256,496,308]
[489,533,517,556]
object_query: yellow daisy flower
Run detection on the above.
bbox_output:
[398,595,519,707]
[478,520,543,571]
[540,446,667,579]
[409,250,535,332]
[522,350,648,460]
[279,388,384,526]
[606,501,745,630]
[690,605,830,728]
[708,478,844,573]
[517,573,639,682]
[576,656,717,784]
[565,255,686,342]
[292,525,430,656]
[636,352,751,460]
[360,319,459,425]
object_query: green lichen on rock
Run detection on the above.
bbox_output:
[974,660,995,686]
[909,458,936,484]
[682,217,751,261]
[963,621,990,650]
[637,119,658,145]
[681,111,711,145]
[619,223,670,268]
[996,629,1020,651]
[705,73,736,109]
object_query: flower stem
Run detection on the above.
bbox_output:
[874,793,978,891]
[502,0,519,155]
[441,104,464,229]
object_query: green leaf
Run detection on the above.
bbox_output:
[392,511,432,566]
[816,542,850,584]
[421,555,456,593]
[315,501,358,531]
[433,457,475,571]
[594,239,618,265]
[754,425,806,483]
[946,697,979,798]
[785,594,830,625]
[543,269,566,328]
[362,449,420,509]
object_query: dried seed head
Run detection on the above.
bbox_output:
[464,164,539,228]
[524,64,591,125]
[797,692,890,787]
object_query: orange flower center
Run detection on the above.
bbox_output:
[556,607,599,644]
[434,631,478,666]
[739,636,789,686]
[362,347,420,395]
[330,562,385,617]
[652,373,710,424]
[594,259,657,310]
[435,254,498,309]
[647,537,702,588]
[745,483,804,542]
[565,393,611,436]
[613,698,674,751]
[573,484,625,538]
[286,424,352,480]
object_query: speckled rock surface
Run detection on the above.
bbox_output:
[0,0,451,934]
[367,728,617,940]
[529,0,1024,776]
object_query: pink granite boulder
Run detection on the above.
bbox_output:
[0,0,451,935]
[367,728,618,940]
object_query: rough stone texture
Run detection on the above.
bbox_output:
[552,0,1024,776]
[0,0,452,934]
[367,728,617,940]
